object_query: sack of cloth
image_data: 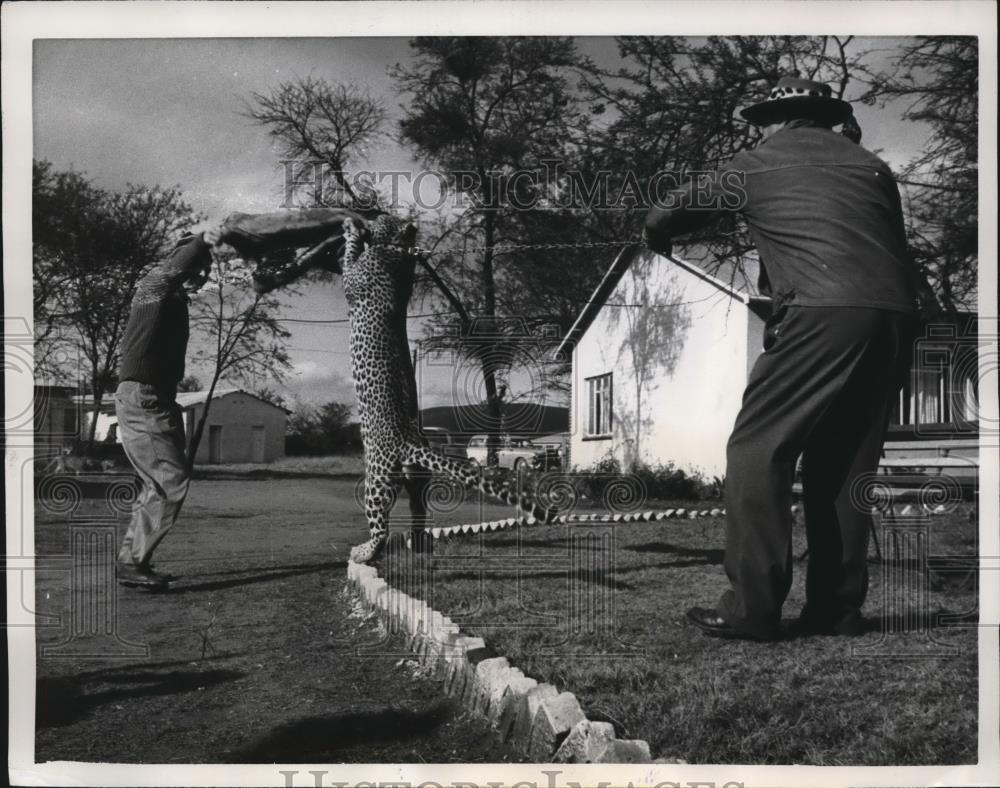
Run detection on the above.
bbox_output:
[220,207,364,259]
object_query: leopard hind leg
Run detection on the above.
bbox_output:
[348,464,399,565]
[401,463,433,553]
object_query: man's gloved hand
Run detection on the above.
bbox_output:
[252,271,276,295]
[202,225,224,247]
[642,226,672,258]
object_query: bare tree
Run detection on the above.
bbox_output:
[241,49,605,456]
[243,78,388,210]
[873,36,978,312]
[32,160,103,379]
[186,250,293,469]
[32,161,202,444]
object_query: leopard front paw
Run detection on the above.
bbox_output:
[349,536,386,565]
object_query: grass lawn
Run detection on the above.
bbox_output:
[35,461,976,765]
[383,494,980,765]
[33,478,522,764]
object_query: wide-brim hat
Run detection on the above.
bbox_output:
[739,76,853,126]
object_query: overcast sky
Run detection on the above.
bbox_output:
[33,36,933,410]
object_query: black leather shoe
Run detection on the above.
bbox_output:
[145,563,176,581]
[117,562,170,590]
[407,530,434,554]
[685,606,775,641]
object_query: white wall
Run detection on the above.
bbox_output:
[570,250,761,478]
[92,411,117,442]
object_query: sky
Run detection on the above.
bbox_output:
[32,36,934,411]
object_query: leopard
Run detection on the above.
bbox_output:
[250,210,554,564]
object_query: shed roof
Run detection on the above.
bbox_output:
[174,388,242,408]
[72,387,291,413]
[175,388,291,413]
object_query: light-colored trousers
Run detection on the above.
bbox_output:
[115,381,190,566]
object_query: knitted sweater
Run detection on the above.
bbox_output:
[118,235,212,392]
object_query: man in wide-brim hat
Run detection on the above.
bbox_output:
[739,75,854,127]
[644,76,930,641]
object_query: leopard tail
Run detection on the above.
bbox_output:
[402,444,554,523]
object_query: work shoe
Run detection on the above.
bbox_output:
[685,606,780,642]
[407,529,434,554]
[117,562,170,590]
[145,563,177,581]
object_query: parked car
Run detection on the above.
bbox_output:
[421,427,468,460]
[465,434,561,471]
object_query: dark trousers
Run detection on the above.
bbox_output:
[718,306,915,638]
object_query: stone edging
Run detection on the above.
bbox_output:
[346,560,653,763]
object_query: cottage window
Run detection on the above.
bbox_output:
[585,373,613,437]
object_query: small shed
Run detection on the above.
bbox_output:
[34,384,81,440]
[176,389,289,464]
[72,387,289,465]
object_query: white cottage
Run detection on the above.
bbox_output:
[558,247,980,482]
[558,248,769,477]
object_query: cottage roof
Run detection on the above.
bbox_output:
[555,246,768,359]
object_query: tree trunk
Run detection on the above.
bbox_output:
[481,211,503,464]
[186,374,221,473]
[481,355,503,465]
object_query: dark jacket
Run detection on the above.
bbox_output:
[644,123,918,313]
[118,235,212,392]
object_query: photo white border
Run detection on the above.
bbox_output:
[4,2,997,786]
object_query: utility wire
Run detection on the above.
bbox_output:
[277,309,463,325]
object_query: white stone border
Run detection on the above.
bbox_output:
[346,560,653,763]
[346,500,958,760]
